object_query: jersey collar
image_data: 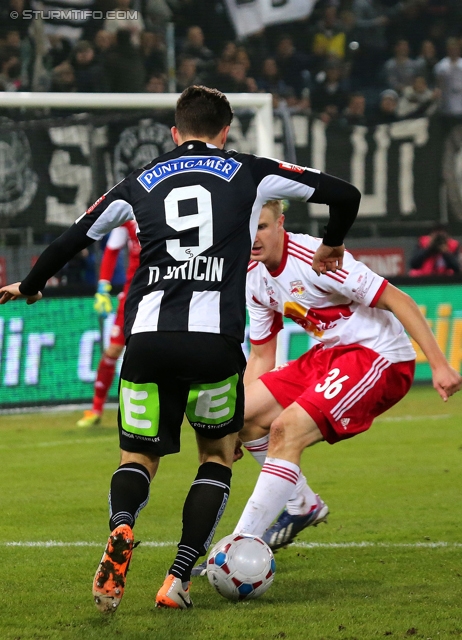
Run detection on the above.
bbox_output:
[268,231,289,277]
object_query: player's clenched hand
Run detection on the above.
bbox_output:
[94,280,112,318]
[311,244,345,276]
[432,363,462,402]
[233,438,244,463]
[0,282,42,305]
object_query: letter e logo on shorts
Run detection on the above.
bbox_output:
[120,379,160,438]
[186,374,238,428]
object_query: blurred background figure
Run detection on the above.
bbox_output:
[341,91,367,125]
[383,39,418,94]
[409,224,460,276]
[104,0,145,48]
[434,38,462,123]
[71,40,108,92]
[145,73,166,92]
[397,75,440,118]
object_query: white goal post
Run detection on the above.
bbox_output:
[0,92,275,157]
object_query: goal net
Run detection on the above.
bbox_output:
[0,92,274,410]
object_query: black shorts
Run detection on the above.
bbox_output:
[118,332,246,456]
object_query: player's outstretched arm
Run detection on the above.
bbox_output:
[244,337,277,387]
[375,283,462,401]
[0,282,42,305]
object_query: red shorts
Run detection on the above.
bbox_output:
[260,343,415,444]
[109,292,126,347]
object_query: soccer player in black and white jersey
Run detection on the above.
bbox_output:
[0,86,362,611]
[231,200,462,546]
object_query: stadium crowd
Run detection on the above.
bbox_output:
[1,0,462,123]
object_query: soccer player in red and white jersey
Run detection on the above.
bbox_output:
[234,200,462,546]
[77,220,140,427]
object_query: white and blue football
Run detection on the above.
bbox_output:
[206,533,276,601]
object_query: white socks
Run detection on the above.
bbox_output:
[234,457,300,536]
[243,436,317,516]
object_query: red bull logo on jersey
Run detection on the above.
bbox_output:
[289,280,308,301]
[283,301,353,337]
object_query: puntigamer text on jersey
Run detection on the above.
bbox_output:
[138,156,242,191]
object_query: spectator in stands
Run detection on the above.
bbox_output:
[235,47,252,76]
[228,61,258,93]
[45,35,72,70]
[144,0,175,31]
[0,48,21,91]
[104,30,145,92]
[204,55,234,93]
[370,88,399,123]
[397,75,440,118]
[3,0,29,39]
[383,39,418,94]
[94,30,115,59]
[176,56,202,92]
[341,92,367,126]
[145,73,166,92]
[275,34,311,98]
[180,25,214,74]
[256,57,292,100]
[59,249,93,285]
[434,38,462,119]
[392,1,428,57]
[71,40,108,92]
[415,40,439,88]
[50,60,77,92]
[310,5,347,63]
[310,58,349,123]
[350,0,394,86]
[104,0,145,48]
[219,41,237,64]
[241,31,269,79]
[3,30,21,57]
[409,224,460,276]
[140,31,166,78]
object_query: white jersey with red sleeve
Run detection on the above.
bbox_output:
[100,220,141,290]
[246,231,416,364]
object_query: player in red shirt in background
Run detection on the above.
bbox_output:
[77,220,140,427]
[409,223,460,276]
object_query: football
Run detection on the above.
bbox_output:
[206,533,276,601]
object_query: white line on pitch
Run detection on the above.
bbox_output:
[3,541,462,549]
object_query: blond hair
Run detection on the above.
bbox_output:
[263,200,283,219]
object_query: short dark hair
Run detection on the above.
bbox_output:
[175,85,233,138]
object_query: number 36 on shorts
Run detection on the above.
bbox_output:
[315,368,350,399]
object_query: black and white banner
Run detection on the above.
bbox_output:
[0,112,458,235]
[224,0,316,38]
[301,117,443,221]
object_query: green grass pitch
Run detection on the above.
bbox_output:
[1,385,461,640]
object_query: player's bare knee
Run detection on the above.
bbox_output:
[267,416,292,456]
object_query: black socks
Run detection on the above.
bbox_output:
[109,462,151,530]
[169,462,232,582]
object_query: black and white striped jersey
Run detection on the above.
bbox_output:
[20,140,360,342]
